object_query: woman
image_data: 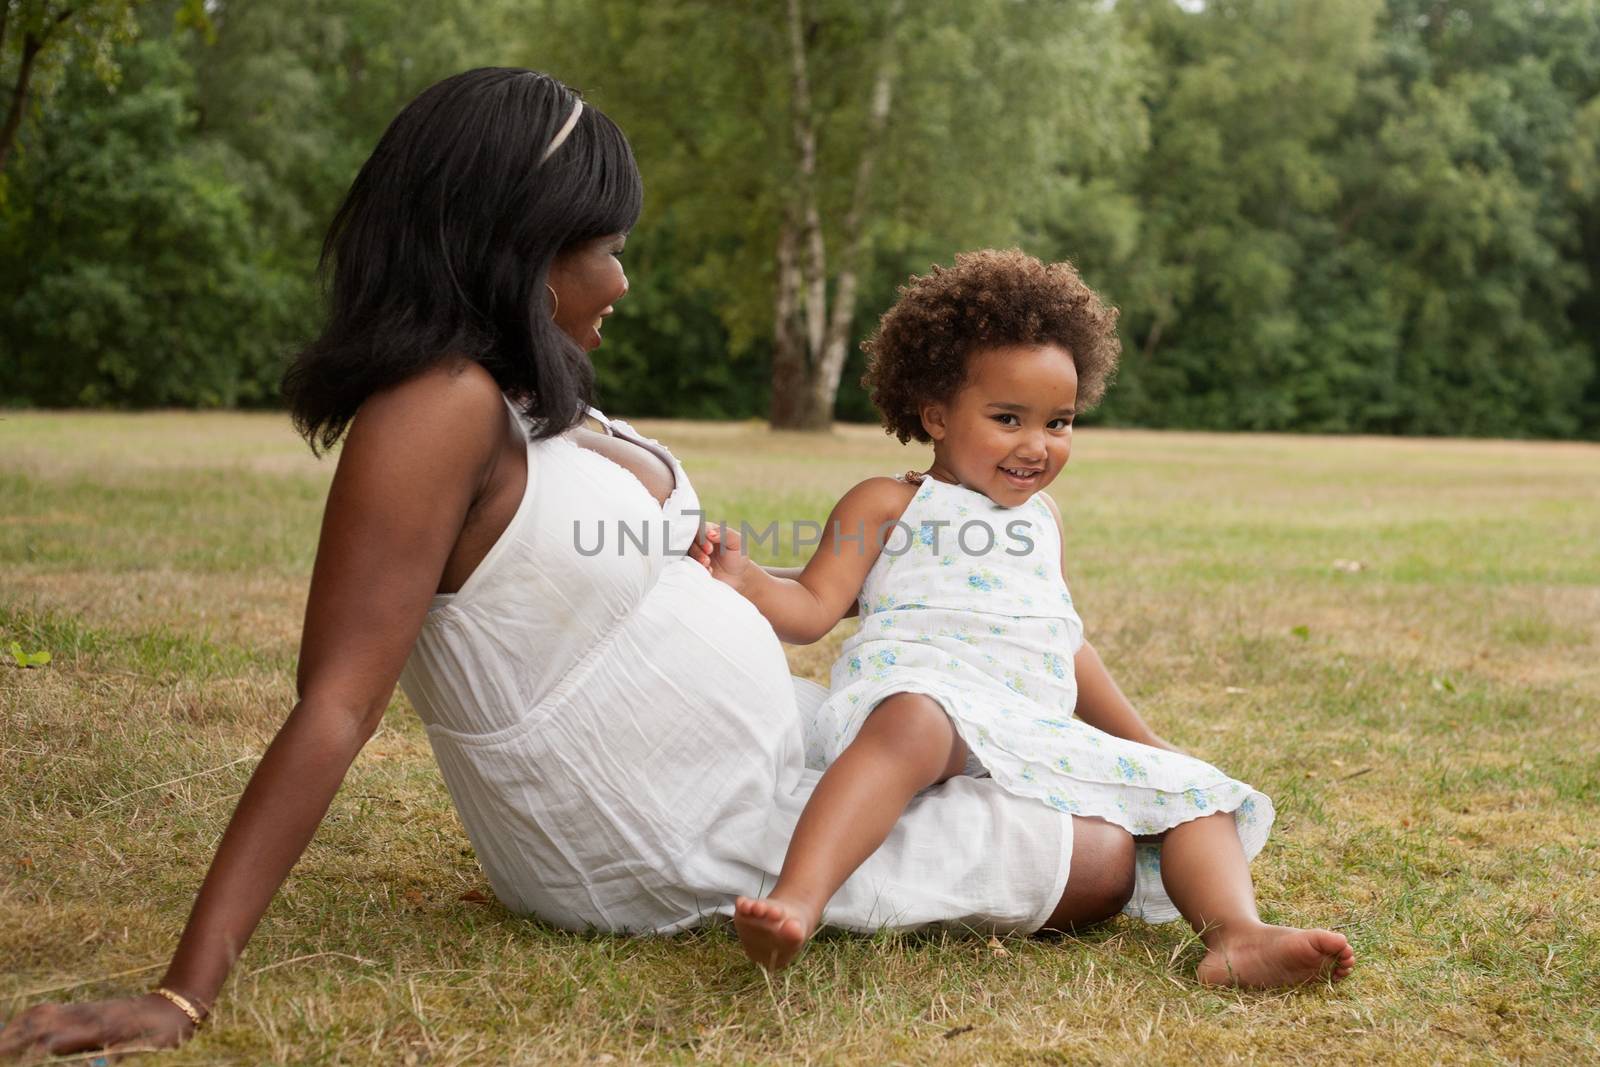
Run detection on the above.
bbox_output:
[0,69,1137,1059]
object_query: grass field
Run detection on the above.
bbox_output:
[3,411,1598,1065]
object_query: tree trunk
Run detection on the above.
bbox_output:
[769,0,902,431]
[1141,313,1165,362]
[769,217,813,426]
[810,0,901,424]
[785,0,827,361]
[0,35,44,176]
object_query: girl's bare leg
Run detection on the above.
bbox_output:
[735,693,967,970]
[1160,811,1355,987]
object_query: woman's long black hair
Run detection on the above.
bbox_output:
[283,68,643,452]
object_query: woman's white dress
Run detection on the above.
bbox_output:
[398,401,1073,934]
[807,476,1274,923]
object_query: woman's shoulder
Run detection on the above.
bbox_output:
[342,360,508,479]
[357,360,505,437]
[373,357,503,410]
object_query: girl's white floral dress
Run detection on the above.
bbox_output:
[807,475,1274,923]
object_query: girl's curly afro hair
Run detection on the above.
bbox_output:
[862,249,1120,444]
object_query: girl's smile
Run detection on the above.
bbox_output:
[919,342,1079,507]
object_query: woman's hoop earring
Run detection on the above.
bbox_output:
[545,284,560,320]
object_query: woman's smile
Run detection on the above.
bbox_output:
[549,233,629,351]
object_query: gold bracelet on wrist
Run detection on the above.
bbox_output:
[151,986,206,1029]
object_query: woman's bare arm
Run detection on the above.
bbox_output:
[0,367,503,1059]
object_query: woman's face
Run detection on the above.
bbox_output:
[548,233,629,351]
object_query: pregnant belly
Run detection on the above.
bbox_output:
[625,559,795,701]
[634,558,799,737]
[430,560,805,926]
[545,560,802,833]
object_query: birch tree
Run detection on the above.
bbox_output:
[538,0,1145,429]
[768,0,902,428]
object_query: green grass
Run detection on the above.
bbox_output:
[3,411,1598,1064]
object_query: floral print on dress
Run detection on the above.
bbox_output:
[968,569,1004,592]
[1043,651,1069,679]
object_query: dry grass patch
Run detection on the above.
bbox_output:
[7,570,309,659]
[3,413,1598,1064]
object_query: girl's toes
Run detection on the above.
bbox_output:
[1310,930,1351,960]
[736,897,776,922]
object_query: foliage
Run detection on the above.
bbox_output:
[532,0,1147,425]
[0,0,526,408]
[0,33,298,406]
[1,0,141,184]
[7,640,50,667]
[1050,0,1600,437]
[0,0,1596,438]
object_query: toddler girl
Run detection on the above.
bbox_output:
[699,250,1354,988]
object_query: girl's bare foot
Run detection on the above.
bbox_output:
[1196,923,1355,988]
[733,895,818,971]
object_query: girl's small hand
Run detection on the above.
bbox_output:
[687,524,716,571]
[694,523,752,590]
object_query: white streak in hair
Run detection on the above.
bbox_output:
[540,98,584,164]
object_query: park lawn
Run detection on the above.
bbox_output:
[2,411,1597,1066]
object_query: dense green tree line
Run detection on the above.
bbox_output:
[2,0,1596,436]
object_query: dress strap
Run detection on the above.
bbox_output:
[501,394,535,439]
[503,397,609,437]
[577,407,683,498]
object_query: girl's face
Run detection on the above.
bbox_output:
[548,232,629,351]
[919,343,1078,508]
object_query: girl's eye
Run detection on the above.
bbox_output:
[1049,418,1073,430]
[993,414,1020,426]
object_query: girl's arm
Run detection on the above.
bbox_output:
[759,563,859,618]
[703,477,913,644]
[1038,493,1183,754]
[1072,641,1181,752]
[0,367,503,1059]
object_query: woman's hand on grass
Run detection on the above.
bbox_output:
[0,993,196,1061]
